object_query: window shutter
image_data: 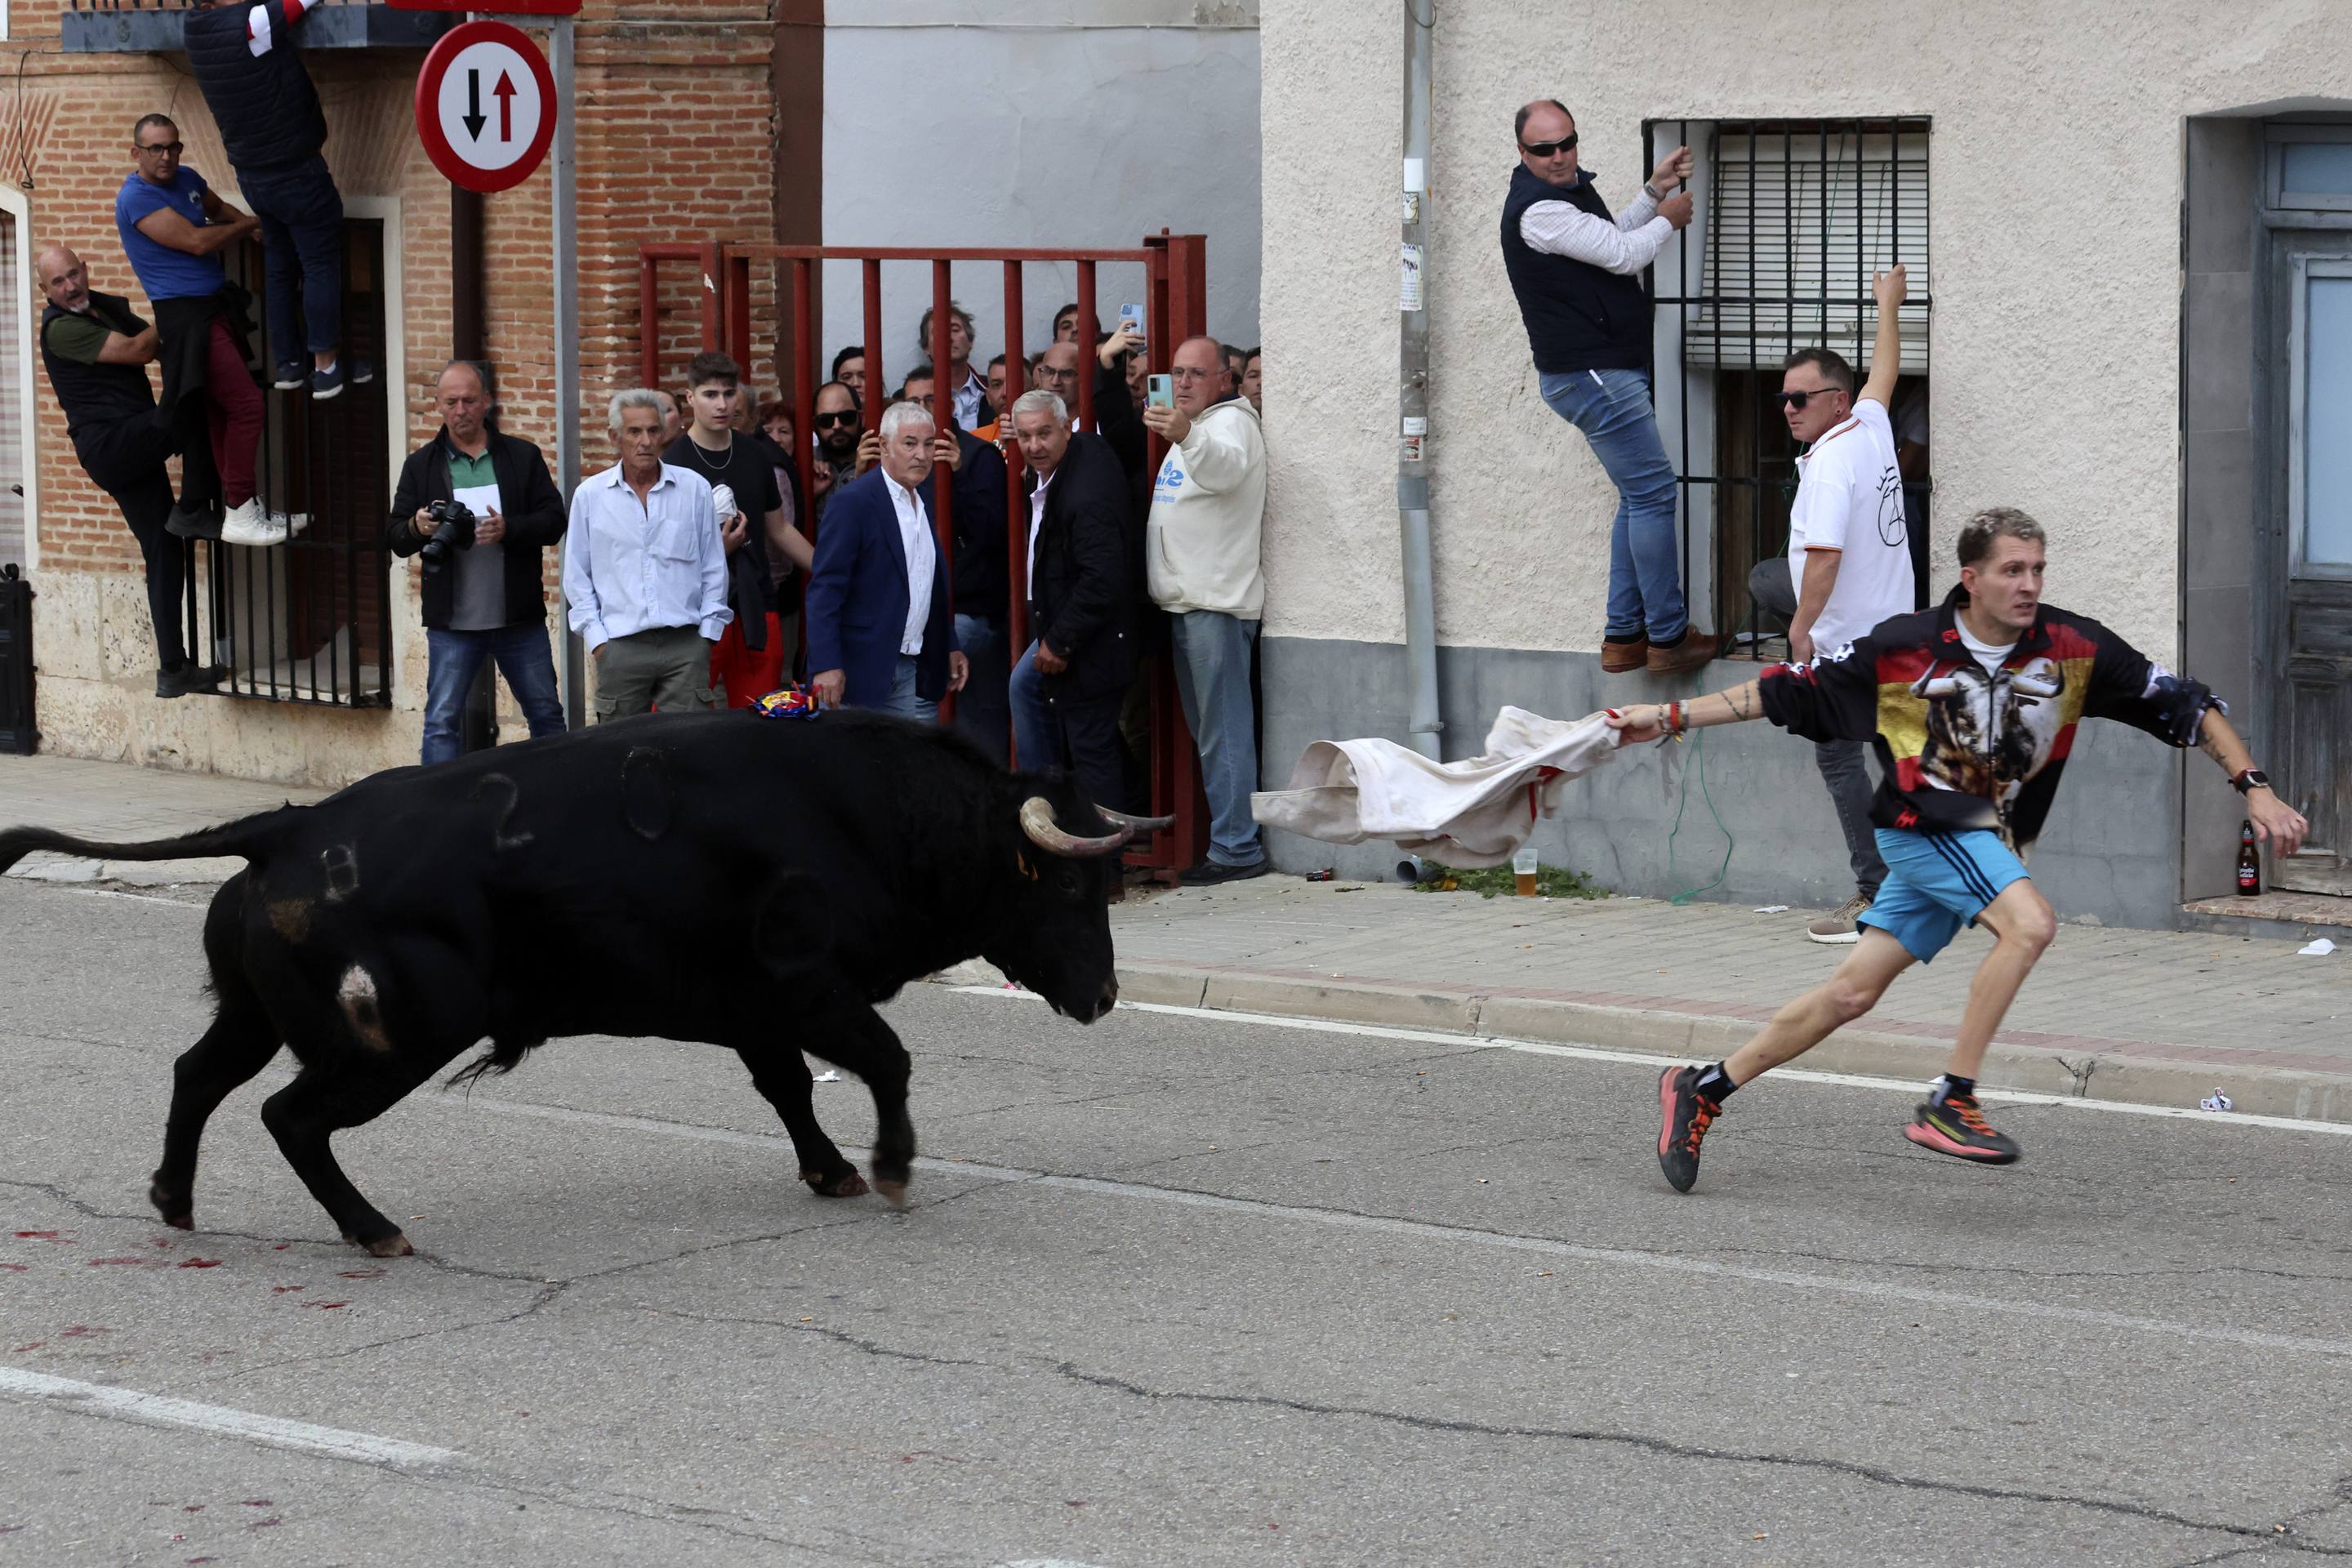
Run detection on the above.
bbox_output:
[1689,125,1931,373]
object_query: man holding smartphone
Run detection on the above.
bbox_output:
[1143,336,1268,884]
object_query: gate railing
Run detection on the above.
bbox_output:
[635,236,1212,875]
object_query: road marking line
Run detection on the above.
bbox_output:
[69,888,204,910]
[946,985,2352,1137]
[463,1098,2352,1361]
[0,1366,466,1469]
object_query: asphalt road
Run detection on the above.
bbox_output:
[3,878,2350,1567]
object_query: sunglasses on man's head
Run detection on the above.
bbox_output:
[1519,133,1578,158]
[1775,388,1846,412]
[814,410,860,428]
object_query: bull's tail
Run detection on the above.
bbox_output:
[0,808,294,878]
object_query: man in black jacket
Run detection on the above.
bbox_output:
[1503,99,1710,676]
[182,0,369,399]
[36,243,226,697]
[386,361,567,764]
[1004,390,1136,808]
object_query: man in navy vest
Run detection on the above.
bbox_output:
[181,0,371,400]
[1501,99,1716,677]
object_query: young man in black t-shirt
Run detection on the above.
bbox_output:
[666,353,813,706]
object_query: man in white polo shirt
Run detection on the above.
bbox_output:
[1748,265,1914,942]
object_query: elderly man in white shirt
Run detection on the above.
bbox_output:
[1501,98,1718,678]
[562,389,732,719]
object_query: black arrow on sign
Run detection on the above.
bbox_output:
[461,69,486,140]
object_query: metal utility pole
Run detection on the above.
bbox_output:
[1396,0,1442,761]
[550,12,585,728]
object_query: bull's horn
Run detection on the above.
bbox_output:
[1020,796,1131,858]
[1093,805,1175,833]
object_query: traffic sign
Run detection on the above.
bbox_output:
[413,20,558,194]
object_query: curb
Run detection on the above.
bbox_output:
[930,961,2352,1129]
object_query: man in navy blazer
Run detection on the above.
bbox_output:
[806,400,967,718]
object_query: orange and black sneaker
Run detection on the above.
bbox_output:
[1903,1092,2021,1165]
[1657,1066,1722,1192]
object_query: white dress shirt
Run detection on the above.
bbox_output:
[1026,467,1056,590]
[883,471,936,656]
[1518,179,1672,276]
[563,462,732,648]
[951,365,988,431]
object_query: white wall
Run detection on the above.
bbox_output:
[1259,0,2352,666]
[820,1,1261,392]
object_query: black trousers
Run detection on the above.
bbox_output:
[1055,687,1129,819]
[75,411,194,669]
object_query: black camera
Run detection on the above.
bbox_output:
[418,498,478,574]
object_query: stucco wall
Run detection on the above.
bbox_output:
[1259,0,2352,665]
[820,2,1262,383]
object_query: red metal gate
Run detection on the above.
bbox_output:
[635,237,1213,876]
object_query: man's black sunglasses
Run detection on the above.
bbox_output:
[813,410,860,428]
[1774,388,1847,412]
[1519,133,1578,158]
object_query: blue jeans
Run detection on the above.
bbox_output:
[1168,610,1263,867]
[238,154,343,361]
[884,654,938,724]
[952,612,1010,764]
[1539,367,1686,643]
[422,626,567,765]
[1008,639,1058,773]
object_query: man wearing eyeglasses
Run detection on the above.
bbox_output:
[1745,265,1916,943]
[1143,336,1268,884]
[1502,98,1708,676]
[114,113,300,549]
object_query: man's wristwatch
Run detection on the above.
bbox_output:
[2231,768,2271,795]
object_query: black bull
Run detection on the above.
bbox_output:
[0,710,1167,1257]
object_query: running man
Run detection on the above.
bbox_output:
[1606,507,2310,1190]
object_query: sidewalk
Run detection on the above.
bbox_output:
[6,753,2348,1123]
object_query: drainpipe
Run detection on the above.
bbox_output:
[1397,0,1442,763]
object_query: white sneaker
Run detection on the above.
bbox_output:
[219,499,290,548]
[1806,892,1872,945]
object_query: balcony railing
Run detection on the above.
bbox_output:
[62,0,452,55]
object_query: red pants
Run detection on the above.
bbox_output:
[710,612,787,707]
[204,317,262,508]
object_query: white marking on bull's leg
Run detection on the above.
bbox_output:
[0,1367,465,1470]
[337,964,391,1053]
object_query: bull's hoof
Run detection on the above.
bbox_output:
[801,1168,869,1199]
[872,1177,909,1207]
[344,1230,414,1258]
[149,1181,194,1230]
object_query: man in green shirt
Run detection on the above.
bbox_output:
[36,243,226,697]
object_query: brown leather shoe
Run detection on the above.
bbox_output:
[1600,638,1649,674]
[1646,632,1726,676]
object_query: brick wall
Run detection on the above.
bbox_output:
[16,0,782,783]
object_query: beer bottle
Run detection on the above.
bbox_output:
[2236,819,2261,897]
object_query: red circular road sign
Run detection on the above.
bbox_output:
[414,20,557,194]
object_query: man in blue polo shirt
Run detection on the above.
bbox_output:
[114,113,300,547]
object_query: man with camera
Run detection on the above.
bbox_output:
[387,359,568,764]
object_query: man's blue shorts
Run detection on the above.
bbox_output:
[1855,828,2031,964]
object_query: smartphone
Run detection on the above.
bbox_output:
[1118,302,1146,343]
[1147,374,1174,408]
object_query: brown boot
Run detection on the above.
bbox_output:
[1646,632,1726,676]
[1601,637,1649,675]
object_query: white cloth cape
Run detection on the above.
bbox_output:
[1250,706,1623,867]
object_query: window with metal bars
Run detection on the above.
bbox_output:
[1645,117,1931,653]
[182,217,395,706]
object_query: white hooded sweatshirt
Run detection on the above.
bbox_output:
[1146,396,1267,618]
